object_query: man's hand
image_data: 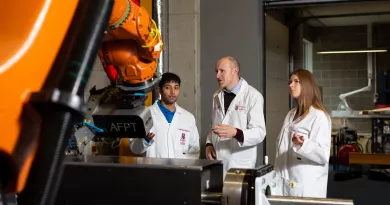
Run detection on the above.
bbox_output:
[206,145,216,160]
[146,132,155,141]
[212,124,237,139]
[292,133,304,146]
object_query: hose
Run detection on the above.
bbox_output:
[0,179,7,205]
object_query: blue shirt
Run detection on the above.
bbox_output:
[157,100,176,123]
[225,78,243,95]
[145,100,176,143]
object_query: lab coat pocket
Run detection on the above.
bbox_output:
[176,129,190,154]
[230,108,247,126]
[282,177,303,197]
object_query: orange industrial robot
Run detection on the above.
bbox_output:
[0,0,162,204]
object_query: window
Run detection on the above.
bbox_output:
[303,38,313,73]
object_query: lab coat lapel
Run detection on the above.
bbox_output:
[219,92,225,118]
[214,89,225,118]
[151,102,167,125]
[170,105,182,126]
[277,110,295,151]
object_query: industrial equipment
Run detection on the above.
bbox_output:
[0,0,358,204]
[333,127,362,169]
[330,23,378,119]
[52,155,353,205]
[1,0,161,204]
[77,0,163,140]
[69,0,164,154]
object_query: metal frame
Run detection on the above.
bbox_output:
[260,0,267,164]
[302,11,390,21]
[264,0,386,9]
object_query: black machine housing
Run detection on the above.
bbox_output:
[55,156,224,205]
[84,86,154,138]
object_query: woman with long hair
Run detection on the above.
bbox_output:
[274,69,332,198]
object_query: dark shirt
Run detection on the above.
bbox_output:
[206,91,244,148]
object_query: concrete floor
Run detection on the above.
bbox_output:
[327,165,390,205]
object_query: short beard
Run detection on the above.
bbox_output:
[161,97,177,105]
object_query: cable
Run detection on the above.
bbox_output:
[0,179,8,205]
[75,121,104,132]
[141,19,163,48]
[0,154,8,205]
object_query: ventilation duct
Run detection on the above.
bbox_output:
[331,24,375,118]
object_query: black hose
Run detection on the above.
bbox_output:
[16,1,114,205]
[0,179,7,205]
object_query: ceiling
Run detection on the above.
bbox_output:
[302,1,390,27]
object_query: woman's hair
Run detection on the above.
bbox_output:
[290,69,328,121]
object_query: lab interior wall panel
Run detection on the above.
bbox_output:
[168,0,201,132]
[265,15,290,165]
[200,0,264,162]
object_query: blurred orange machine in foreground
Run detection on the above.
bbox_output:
[0,0,162,204]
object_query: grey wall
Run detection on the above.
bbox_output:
[200,0,265,163]
[168,0,201,132]
[265,15,290,165]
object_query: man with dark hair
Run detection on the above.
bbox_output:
[129,72,200,159]
[158,72,181,89]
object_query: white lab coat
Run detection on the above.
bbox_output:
[206,78,266,176]
[129,102,200,159]
[274,106,331,198]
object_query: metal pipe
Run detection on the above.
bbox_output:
[152,0,169,75]
[337,23,373,112]
[267,196,354,205]
[374,52,377,104]
[368,24,373,79]
[199,192,355,205]
[152,0,168,102]
[201,192,222,204]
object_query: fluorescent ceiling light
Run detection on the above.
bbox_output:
[317,49,387,54]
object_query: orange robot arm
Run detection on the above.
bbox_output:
[99,0,163,85]
[0,0,162,203]
[0,0,115,204]
[0,0,80,195]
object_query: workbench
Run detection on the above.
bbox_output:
[331,109,390,154]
